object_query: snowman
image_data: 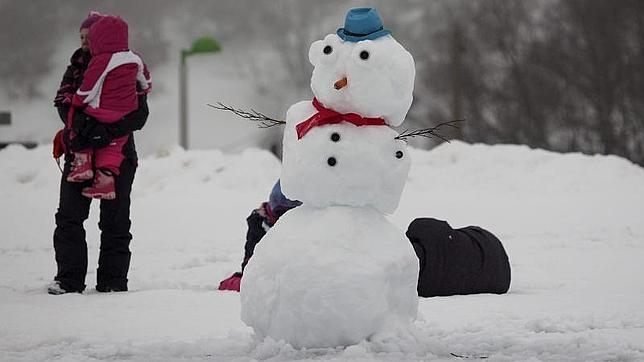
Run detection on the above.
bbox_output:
[240,8,418,348]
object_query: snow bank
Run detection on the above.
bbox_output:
[1,142,643,361]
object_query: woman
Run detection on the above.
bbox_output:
[48,12,149,294]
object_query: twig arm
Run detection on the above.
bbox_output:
[395,119,466,142]
[207,102,285,128]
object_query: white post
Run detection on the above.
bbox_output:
[179,53,188,149]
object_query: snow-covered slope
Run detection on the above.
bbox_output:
[1,141,643,361]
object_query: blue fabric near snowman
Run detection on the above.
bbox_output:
[336,8,391,42]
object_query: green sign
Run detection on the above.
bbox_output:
[182,36,221,60]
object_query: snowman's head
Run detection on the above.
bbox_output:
[308,10,415,127]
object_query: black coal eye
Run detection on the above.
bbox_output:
[360,50,369,60]
[327,157,337,166]
[396,151,404,159]
[323,45,333,55]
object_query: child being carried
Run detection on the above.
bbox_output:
[66,14,151,200]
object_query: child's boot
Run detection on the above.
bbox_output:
[82,169,116,200]
[66,152,93,182]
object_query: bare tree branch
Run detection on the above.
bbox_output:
[207,102,286,128]
[395,119,466,143]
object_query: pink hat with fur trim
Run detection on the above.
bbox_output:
[80,11,103,31]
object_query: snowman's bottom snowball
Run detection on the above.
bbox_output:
[240,206,419,349]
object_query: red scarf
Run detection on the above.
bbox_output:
[296,98,386,140]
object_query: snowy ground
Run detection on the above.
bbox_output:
[1,141,643,361]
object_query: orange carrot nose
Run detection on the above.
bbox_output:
[334,76,348,90]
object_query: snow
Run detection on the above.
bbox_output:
[243,27,419,348]
[1,141,644,361]
[241,206,418,349]
[309,34,415,127]
[280,101,410,212]
[280,29,414,212]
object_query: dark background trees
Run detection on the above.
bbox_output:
[411,0,644,164]
[1,0,642,164]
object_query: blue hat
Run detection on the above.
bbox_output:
[336,8,391,42]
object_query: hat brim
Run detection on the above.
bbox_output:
[336,27,391,42]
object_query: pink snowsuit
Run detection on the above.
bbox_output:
[69,15,151,175]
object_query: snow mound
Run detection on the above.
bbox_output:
[1,142,643,361]
[280,101,410,213]
[241,206,418,348]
